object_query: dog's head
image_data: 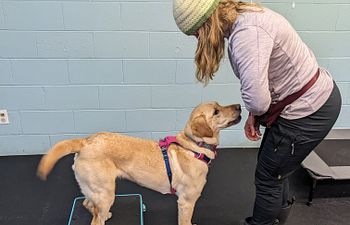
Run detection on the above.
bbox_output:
[184,102,241,145]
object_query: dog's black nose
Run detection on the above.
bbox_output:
[236,104,241,111]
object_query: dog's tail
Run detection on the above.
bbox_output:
[37,138,85,180]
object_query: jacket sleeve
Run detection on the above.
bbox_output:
[228,25,273,116]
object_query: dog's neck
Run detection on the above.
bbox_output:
[184,123,220,146]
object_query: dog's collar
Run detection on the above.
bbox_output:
[187,136,218,158]
[195,141,217,155]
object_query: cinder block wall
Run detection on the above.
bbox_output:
[0,0,349,155]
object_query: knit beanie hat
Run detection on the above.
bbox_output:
[173,0,221,35]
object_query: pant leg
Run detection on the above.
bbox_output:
[281,178,289,208]
[250,82,341,225]
[257,130,289,208]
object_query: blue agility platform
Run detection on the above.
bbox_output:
[68,194,145,225]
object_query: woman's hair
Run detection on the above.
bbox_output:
[195,0,261,85]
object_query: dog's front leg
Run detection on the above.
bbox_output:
[177,192,201,225]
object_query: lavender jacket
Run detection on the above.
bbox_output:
[228,8,333,119]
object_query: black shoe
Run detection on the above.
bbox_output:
[239,217,252,225]
[273,218,280,224]
[239,217,279,225]
[276,197,296,224]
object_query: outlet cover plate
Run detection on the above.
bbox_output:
[0,110,9,124]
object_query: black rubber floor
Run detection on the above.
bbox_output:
[287,198,350,225]
[1,148,350,225]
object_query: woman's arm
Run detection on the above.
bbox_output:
[228,25,274,116]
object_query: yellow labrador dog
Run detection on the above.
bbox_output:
[37,102,241,225]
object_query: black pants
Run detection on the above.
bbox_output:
[250,82,342,225]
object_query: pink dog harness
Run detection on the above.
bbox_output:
[159,136,217,194]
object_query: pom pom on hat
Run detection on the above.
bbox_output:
[173,0,220,35]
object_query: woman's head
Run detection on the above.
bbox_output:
[173,0,221,35]
[173,0,260,84]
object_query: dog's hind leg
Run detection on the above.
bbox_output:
[75,160,118,225]
[83,198,112,221]
[90,190,115,225]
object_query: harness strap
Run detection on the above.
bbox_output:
[159,136,178,194]
[194,152,212,165]
[158,136,217,194]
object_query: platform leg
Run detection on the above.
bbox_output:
[307,178,317,206]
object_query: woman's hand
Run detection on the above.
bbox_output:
[244,112,262,141]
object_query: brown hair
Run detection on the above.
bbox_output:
[195,0,261,85]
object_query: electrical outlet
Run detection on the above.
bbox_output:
[0,110,9,125]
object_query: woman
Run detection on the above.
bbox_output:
[173,0,341,225]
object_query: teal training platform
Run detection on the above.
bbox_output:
[68,194,145,225]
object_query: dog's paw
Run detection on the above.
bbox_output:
[83,199,89,208]
[106,212,112,220]
[83,199,93,208]
[207,151,216,159]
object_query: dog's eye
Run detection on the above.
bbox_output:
[213,109,220,116]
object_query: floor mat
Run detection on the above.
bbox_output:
[315,140,350,166]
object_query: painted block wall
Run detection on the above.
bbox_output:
[0,0,349,155]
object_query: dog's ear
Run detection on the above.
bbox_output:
[191,115,213,138]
